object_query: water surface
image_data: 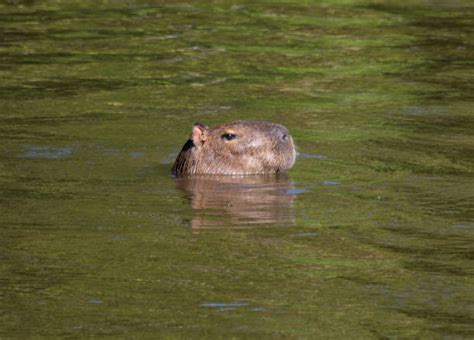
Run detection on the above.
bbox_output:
[1,0,473,337]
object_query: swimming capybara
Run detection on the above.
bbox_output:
[172,121,296,176]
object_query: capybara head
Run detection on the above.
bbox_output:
[172,121,296,176]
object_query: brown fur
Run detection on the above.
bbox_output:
[172,121,296,176]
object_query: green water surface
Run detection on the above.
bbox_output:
[1,0,473,338]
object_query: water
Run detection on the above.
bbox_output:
[1,0,473,337]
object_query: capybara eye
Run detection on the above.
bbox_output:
[221,133,237,141]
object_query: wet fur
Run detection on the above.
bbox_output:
[172,121,296,176]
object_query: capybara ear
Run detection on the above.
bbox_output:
[191,123,208,147]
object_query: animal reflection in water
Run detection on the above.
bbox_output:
[175,174,296,230]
